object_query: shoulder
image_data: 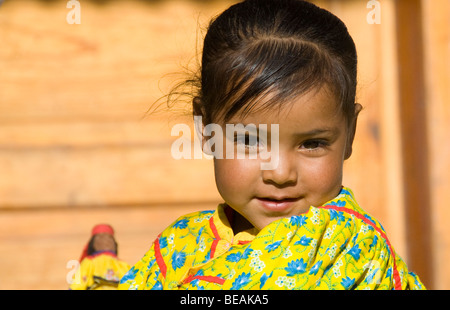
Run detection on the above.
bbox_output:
[157,209,215,241]
[319,187,387,234]
[316,187,399,265]
[171,210,215,228]
[314,186,394,261]
[166,209,215,232]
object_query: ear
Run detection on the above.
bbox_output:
[344,103,363,160]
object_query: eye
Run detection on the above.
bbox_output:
[300,139,329,152]
[234,133,260,150]
[302,140,321,149]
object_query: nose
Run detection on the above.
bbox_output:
[261,150,298,186]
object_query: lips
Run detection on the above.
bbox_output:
[256,196,300,213]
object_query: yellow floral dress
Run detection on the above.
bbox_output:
[119,187,425,290]
[70,251,130,290]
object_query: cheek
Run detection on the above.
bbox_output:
[214,159,259,201]
[300,156,343,193]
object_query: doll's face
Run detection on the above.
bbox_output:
[212,87,359,232]
[93,233,116,252]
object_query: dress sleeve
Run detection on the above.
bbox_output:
[118,238,164,290]
[356,231,426,290]
[394,254,426,290]
[349,231,426,290]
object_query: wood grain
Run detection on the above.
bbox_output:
[0,0,448,289]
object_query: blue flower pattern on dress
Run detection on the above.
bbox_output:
[348,244,362,261]
[230,272,251,290]
[265,241,282,252]
[341,276,355,289]
[226,252,242,262]
[285,258,307,276]
[309,260,323,276]
[171,250,186,271]
[173,218,189,229]
[295,235,312,246]
[119,188,425,290]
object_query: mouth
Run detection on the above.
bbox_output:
[255,196,301,213]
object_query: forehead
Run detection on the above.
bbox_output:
[94,233,114,240]
[228,86,344,127]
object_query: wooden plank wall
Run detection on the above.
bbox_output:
[421,0,450,290]
[0,0,448,289]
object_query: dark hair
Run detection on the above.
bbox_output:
[194,0,357,126]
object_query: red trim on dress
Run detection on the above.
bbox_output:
[154,235,167,278]
[209,216,221,259]
[238,240,252,245]
[183,274,226,286]
[318,205,403,290]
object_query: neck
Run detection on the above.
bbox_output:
[231,211,254,235]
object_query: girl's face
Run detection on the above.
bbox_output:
[212,87,358,232]
[93,233,116,253]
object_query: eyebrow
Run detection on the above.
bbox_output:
[230,122,340,138]
[293,128,340,138]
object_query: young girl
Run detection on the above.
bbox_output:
[119,0,424,290]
